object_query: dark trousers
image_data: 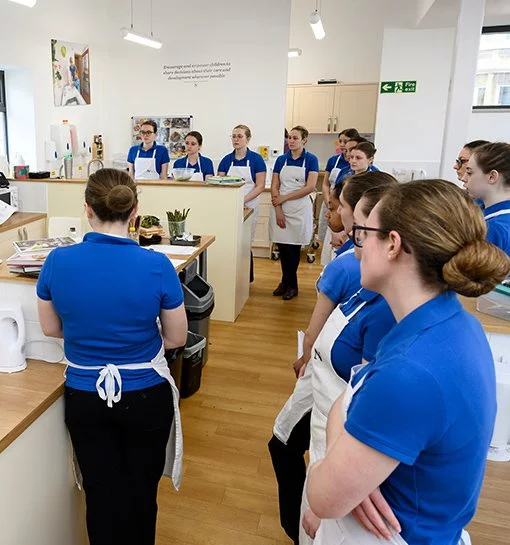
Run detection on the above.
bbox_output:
[65,381,174,545]
[268,411,311,544]
[250,251,254,283]
[278,243,301,289]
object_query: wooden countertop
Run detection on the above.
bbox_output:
[460,296,510,335]
[11,178,244,188]
[0,212,46,234]
[0,359,65,454]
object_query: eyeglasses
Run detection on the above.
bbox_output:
[350,224,390,248]
[230,134,245,140]
[140,130,154,136]
[455,157,468,167]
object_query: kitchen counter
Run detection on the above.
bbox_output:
[11,177,244,188]
[460,296,510,335]
[0,212,46,234]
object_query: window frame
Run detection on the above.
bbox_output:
[473,25,510,111]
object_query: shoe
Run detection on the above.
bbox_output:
[273,283,287,296]
[282,287,299,300]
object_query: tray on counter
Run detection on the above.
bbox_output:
[170,235,201,246]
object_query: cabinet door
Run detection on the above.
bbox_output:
[332,84,378,133]
[292,86,335,133]
[285,87,295,129]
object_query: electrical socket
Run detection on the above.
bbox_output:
[271,149,279,157]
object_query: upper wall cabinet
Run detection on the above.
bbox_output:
[286,83,378,134]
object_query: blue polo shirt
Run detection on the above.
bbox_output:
[217,149,267,180]
[345,291,496,545]
[37,232,184,392]
[333,164,379,186]
[273,150,319,178]
[173,153,214,177]
[325,153,349,174]
[317,246,361,306]
[330,289,395,381]
[127,143,170,175]
[484,200,510,255]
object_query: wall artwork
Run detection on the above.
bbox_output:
[131,116,193,159]
[51,39,91,106]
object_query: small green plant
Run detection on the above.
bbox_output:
[166,209,190,222]
[141,215,160,228]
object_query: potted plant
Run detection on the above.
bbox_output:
[138,215,165,246]
[166,208,190,238]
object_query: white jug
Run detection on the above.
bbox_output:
[0,303,26,373]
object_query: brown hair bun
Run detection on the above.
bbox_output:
[443,240,510,297]
[105,185,136,214]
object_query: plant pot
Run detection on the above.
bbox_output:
[168,220,186,238]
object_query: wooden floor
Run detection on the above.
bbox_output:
[156,257,510,545]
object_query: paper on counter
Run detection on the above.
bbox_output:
[297,330,304,359]
[148,244,196,255]
[170,258,186,269]
[0,201,16,226]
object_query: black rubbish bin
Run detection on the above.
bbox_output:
[165,349,183,393]
[182,273,214,366]
[181,331,206,398]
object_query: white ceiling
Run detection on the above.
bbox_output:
[417,0,510,28]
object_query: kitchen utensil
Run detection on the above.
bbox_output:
[172,168,196,181]
[0,302,26,373]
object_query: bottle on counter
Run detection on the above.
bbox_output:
[128,225,139,244]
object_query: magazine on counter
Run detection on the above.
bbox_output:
[12,236,76,254]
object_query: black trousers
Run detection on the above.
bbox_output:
[278,243,301,289]
[65,381,174,545]
[250,251,254,283]
[268,411,311,544]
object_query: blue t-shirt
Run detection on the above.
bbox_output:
[273,150,319,179]
[217,149,267,180]
[330,289,395,381]
[317,248,361,306]
[37,232,184,392]
[325,153,349,174]
[333,164,379,186]
[484,200,510,255]
[345,291,496,545]
[173,154,214,177]
[127,143,170,175]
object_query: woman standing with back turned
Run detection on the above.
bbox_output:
[37,169,187,545]
[269,125,319,300]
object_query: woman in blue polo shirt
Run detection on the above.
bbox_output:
[333,141,379,187]
[269,125,319,300]
[173,130,214,181]
[37,169,187,545]
[463,142,510,254]
[304,180,510,545]
[127,119,170,180]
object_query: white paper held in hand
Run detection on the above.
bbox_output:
[148,244,196,256]
[297,330,304,359]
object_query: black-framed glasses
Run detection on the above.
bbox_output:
[350,224,390,248]
[455,157,468,167]
[140,130,154,136]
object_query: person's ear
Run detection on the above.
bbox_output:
[387,230,405,261]
[488,169,500,185]
[84,203,94,220]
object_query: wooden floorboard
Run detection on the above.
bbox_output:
[156,256,510,544]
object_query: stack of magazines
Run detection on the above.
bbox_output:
[6,237,76,277]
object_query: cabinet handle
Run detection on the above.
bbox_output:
[333,117,338,132]
[23,227,28,240]
[327,117,331,132]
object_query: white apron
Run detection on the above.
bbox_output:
[186,156,204,182]
[228,160,258,242]
[135,147,160,180]
[320,156,344,263]
[66,343,183,490]
[269,159,314,245]
[307,365,407,545]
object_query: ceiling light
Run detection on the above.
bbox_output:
[8,0,37,6]
[121,28,162,49]
[288,48,302,58]
[309,10,325,40]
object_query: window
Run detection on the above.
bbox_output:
[0,71,8,159]
[473,26,510,109]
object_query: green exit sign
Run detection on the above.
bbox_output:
[380,81,417,94]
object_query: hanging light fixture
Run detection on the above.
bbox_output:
[121,0,162,50]
[8,0,37,7]
[309,0,325,40]
[288,48,302,58]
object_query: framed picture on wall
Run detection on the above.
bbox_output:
[51,39,91,106]
[131,116,193,159]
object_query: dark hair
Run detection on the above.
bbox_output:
[472,142,510,187]
[377,180,510,296]
[185,131,203,146]
[140,119,158,133]
[285,128,289,138]
[341,171,397,210]
[85,169,138,223]
[352,142,377,159]
[464,140,490,151]
[291,125,309,139]
[347,136,368,145]
[339,128,360,139]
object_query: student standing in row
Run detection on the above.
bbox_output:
[218,124,267,281]
[334,142,379,187]
[173,131,214,181]
[453,139,489,184]
[269,126,319,300]
[127,119,170,180]
[463,142,510,254]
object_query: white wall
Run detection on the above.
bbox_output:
[374,28,455,178]
[0,0,290,170]
[468,111,510,142]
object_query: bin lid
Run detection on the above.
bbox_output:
[183,274,214,313]
[183,331,207,357]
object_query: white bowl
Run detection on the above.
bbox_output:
[172,168,196,181]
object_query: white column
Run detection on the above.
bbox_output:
[440,0,486,183]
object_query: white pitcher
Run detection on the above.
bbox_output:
[0,302,26,373]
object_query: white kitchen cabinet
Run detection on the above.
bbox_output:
[252,191,272,258]
[332,84,378,133]
[292,85,336,133]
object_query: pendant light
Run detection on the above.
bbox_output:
[8,0,37,6]
[288,48,302,58]
[121,0,162,50]
[309,0,325,40]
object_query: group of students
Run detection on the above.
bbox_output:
[267,133,510,545]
